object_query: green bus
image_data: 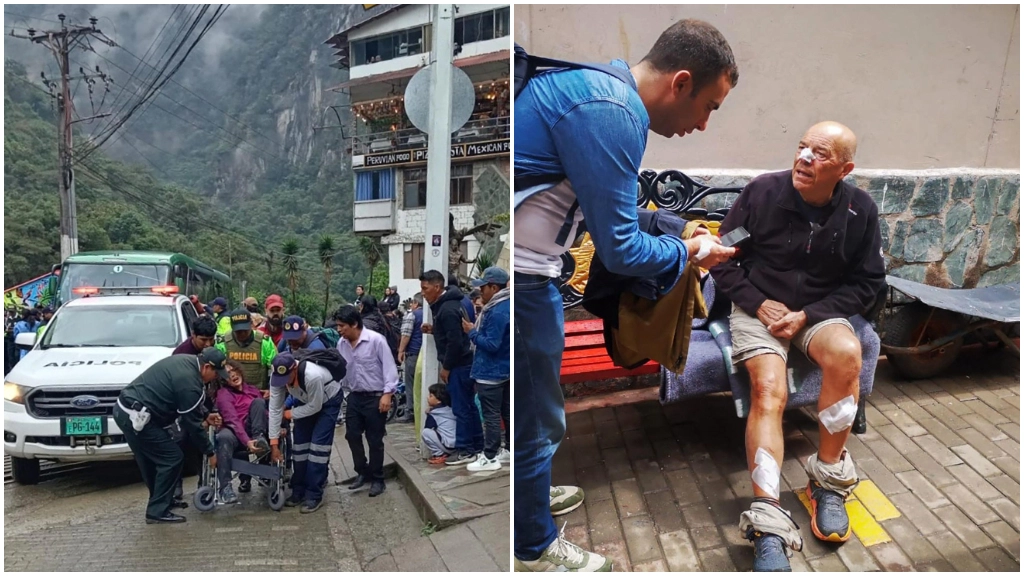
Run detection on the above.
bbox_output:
[52,251,232,307]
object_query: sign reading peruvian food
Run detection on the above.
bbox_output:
[361,139,509,168]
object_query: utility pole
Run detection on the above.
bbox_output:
[10,14,115,261]
[420,4,456,446]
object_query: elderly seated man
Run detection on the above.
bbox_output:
[710,121,886,571]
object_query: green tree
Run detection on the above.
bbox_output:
[281,238,300,306]
[318,234,336,324]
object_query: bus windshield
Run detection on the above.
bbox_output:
[58,263,172,303]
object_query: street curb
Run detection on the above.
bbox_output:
[383,436,459,530]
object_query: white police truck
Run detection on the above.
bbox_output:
[4,287,200,484]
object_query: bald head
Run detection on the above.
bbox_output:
[792,121,858,199]
[804,121,858,164]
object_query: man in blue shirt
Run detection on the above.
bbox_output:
[514,19,740,572]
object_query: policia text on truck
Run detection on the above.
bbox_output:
[113,348,228,524]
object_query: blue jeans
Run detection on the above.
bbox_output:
[291,392,343,504]
[514,274,566,560]
[449,364,484,453]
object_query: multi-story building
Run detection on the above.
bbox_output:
[327,4,510,299]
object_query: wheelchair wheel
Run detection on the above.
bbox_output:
[194,485,217,512]
[267,481,285,511]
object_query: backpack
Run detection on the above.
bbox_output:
[513,42,638,210]
[513,43,635,101]
[294,348,347,384]
[310,326,340,349]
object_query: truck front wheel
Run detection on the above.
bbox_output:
[11,457,41,485]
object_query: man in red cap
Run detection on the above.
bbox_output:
[257,294,287,347]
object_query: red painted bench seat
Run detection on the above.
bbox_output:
[559,319,659,384]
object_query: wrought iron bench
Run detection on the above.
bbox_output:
[556,170,875,433]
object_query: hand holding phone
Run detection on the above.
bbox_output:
[719,226,751,248]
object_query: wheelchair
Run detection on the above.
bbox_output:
[193,421,292,512]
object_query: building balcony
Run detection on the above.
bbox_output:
[351,116,509,158]
[353,198,396,235]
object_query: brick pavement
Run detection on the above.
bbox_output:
[551,349,1020,571]
[5,421,509,572]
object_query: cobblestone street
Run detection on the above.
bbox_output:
[5,424,504,571]
[551,348,1020,571]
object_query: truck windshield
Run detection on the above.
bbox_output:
[59,263,172,304]
[41,305,180,348]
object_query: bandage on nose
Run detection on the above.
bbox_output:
[798,147,815,164]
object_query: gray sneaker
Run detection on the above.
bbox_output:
[514,523,612,572]
[549,485,585,516]
[219,485,239,505]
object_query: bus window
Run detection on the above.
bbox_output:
[59,263,172,304]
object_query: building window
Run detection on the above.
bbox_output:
[403,169,428,209]
[351,26,425,65]
[356,169,395,202]
[451,164,473,205]
[404,243,425,279]
[454,7,510,46]
[402,165,474,208]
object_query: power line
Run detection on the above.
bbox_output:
[96,5,183,129]
[73,50,288,164]
[79,5,225,162]
[112,38,283,150]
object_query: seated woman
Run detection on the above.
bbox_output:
[214,360,271,504]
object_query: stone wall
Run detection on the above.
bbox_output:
[683,169,1020,289]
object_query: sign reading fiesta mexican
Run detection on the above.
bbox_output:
[361,139,509,168]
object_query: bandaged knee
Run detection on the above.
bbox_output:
[751,447,781,500]
[818,395,857,434]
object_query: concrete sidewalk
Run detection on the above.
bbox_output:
[551,348,1019,571]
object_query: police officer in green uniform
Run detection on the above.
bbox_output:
[217,309,277,391]
[113,348,226,524]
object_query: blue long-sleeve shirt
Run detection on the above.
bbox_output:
[468,293,510,383]
[514,59,689,292]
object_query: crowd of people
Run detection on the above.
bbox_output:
[4,304,55,373]
[106,266,509,524]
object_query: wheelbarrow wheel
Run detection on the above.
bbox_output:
[883,302,967,379]
[194,485,217,512]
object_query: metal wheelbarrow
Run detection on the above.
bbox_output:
[878,275,1020,379]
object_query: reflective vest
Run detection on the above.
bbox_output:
[223,331,269,390]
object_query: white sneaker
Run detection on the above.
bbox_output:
[514,523,613,572]
[497,448,511,463]
[467,453,501,472]
[549,485,585,516]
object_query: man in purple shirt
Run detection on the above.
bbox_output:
[172,316,218,356]
[334,305,398,498]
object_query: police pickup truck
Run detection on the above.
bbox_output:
[4,287,200,484]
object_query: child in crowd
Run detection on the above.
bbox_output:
[422,383,457,465]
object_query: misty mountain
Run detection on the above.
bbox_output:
[4,5,383,312]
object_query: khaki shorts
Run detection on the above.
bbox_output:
[729,303,854,366]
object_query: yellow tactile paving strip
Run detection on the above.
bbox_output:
[796,480,900,547]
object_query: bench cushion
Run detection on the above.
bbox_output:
[660,315,879,417]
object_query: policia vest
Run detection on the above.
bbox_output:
[223,331,269,389]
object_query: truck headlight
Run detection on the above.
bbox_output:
[3,381,29,404]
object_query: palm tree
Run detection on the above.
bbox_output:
[318,234,336,325]
[281,238,300,306]
[358,237,382,296]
